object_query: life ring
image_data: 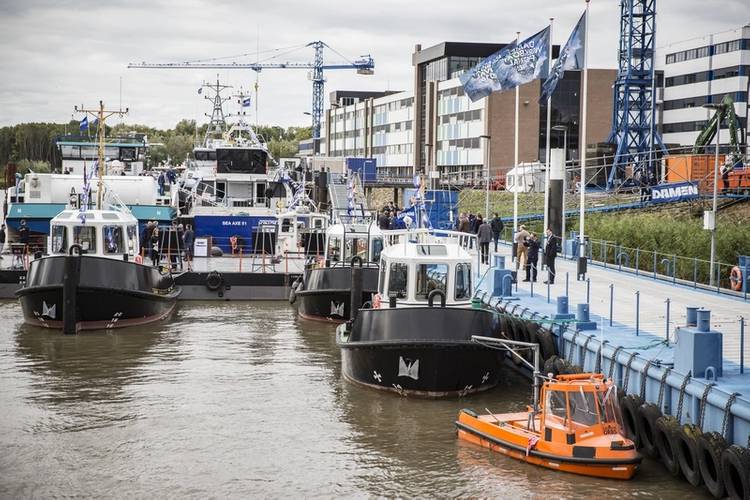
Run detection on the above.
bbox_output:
[135,254,143,265]
[372,293,382,309]
[729,266,743,291]
[675,424,703,486]
[68,244,82,256]
[697,431,729,498]
[206,271,224,291]
[289,279,301,304]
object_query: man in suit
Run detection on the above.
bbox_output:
[543,228,559,284]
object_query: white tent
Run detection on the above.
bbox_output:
[505,162,546,193]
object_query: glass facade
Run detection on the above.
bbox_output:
[538,71,581,162]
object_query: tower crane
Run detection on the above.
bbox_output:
[128,41,375,154]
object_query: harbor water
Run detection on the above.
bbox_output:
[0,300,708,498]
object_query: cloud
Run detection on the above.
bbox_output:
[0,0,746,130]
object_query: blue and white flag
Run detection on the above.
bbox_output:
[198,87,203,95]
[242,97,252,108]
[540,12,586,102]
[79,116,88,132]
[460,27,550,102]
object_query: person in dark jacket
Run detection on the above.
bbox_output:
[378,210,390,230]
[490,213,504,252]
[523,233,541,282]
[150,227,160,267]
[183,224,195,262]
[543,228,559,284]
[477,217,492,264]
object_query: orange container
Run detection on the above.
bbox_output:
[665,154,726,193]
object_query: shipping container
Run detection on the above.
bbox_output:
[665,154,726,193]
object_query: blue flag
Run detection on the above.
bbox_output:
[460,27,550,102]
[198,87,202,95]
[79,116,88,132]
[541,12,586,102]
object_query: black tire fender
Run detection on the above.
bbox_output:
[205,271,223,291]
[721,445,750,500]
[536,327,557,363]
[675,424,704,486]
[654,415,681,476]
[620,395,644,447]
[637,403,661,458]
[697,431,728,498]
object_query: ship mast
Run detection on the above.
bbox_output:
[201,76,232,145]
[74,101,128,209]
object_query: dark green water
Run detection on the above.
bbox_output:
[0,300,706,498]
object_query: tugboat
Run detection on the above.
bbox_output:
[336,228,503,397]
[15,101,181,333]
[293,220,383,322]
[456,373,641,479]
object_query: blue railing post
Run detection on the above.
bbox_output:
[609,283,614,326]
[586,278,591,305]
[672,255,677,284]
[635,291,640,336]
[716,263,721,294]
[565,272,570,297]
[693,257,698,288]
[547,277,550,303]
[740,316,745,375]
[665,298,671,343]
[603,241,607,269]
[530,273,534,297]
[653,250,657,280]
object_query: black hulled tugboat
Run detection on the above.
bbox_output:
[336,229,504,397]
[15,100,180,333]
[293,221,383,322]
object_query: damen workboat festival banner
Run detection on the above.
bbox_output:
[460,27,550,102]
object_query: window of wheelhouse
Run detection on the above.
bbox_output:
[415,263,448,300]
[255,182,267,206]
[73,226,96,252]
[127,225,137,253]
[103,225,124,254]
[281,218,293,233]
[455,262,472,300]
[345,236,367,261]
[544,390,568,429]
[371,237,384,263]
[569,388,599,426]
[388,262,408,298]
[327,236,342,262]
[51,225,67,253]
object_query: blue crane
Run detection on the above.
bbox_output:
[128,41,375,153]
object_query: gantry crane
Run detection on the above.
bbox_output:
[128,41,374,153]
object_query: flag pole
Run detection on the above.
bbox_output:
[513,31,520,255]
[578,0,590,276]
[543,17,554,244]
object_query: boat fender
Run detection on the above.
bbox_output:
[68,244,82,256]
[696,431,728,498]
[427,289,446,308]
[206,271,224,292]
[372,293,382,309]
[135,254,143,265]
[720,445,750,500]
[675,424,704,486]
[289,279,301,304]
[729,266,743,292]
[620,395,644,447]
[654,416,681,477]
[536,328,557,363]
[156,275,175,291]
[543,355,560,376]
[636,403,661,458]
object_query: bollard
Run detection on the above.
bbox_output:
[586,278,591,305]
[609,284,614,326]
[577,303,590,322]
[697,309,711,332]
[686,306,698,327]
[665,298,671,343]
[635,291,640,336]
[558,296,569,315]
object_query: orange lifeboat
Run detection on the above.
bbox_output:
[456,373,641,480]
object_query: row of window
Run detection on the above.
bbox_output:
[59,145,140,161]
[379,261,472,301]
[663,116,747,134]
[665,38,748,64]
[372,98,414,114]
[372,121,414,134]
[665,65,748,87]
[372,143,414,155]
[663,92,748,111]
[439,109,482,124]
[51,224,137,255]
[439,138,481,149]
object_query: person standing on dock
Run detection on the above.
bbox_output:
[183,224,194,264]
[514,225,530,272]
[523,233,540,282]
[543,228,559,284]
[490,213,504,252]
[150,227,160,267]
[477,217,492,265]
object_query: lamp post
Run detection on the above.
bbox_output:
[703,102,724,286]
[480,134,491,217]
[552,124,568,251]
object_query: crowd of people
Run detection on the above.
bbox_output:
[377,201,408,230]
[514,225,559,284]
[454,212,504,265]
[139,221,194,268]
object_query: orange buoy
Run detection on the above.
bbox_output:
[729,266,743,291]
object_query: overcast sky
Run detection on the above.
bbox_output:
[0,0,747,130]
